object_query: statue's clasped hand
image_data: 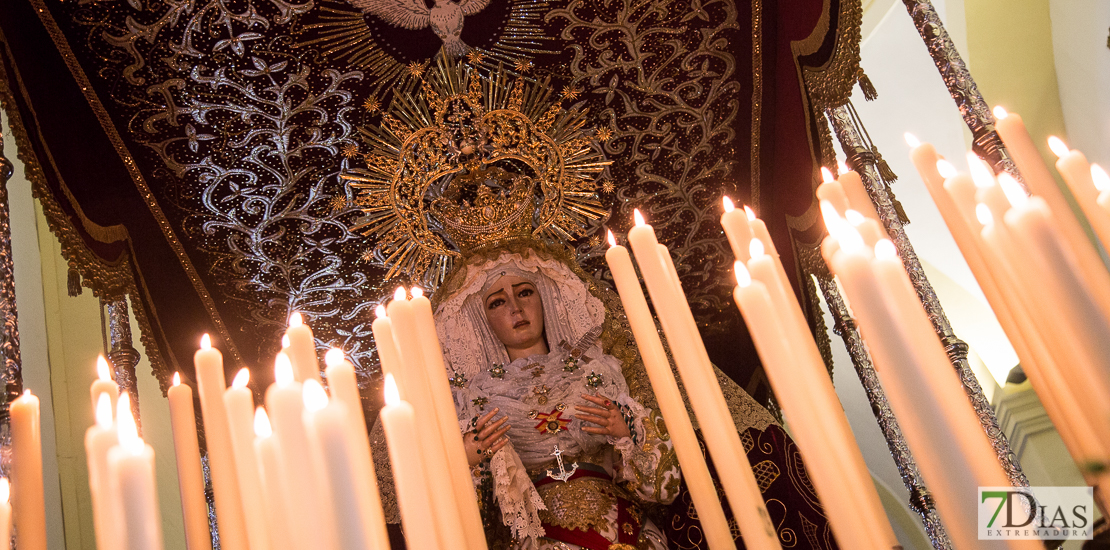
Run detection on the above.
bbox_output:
[465,408,510,467]
[576,394,631,440]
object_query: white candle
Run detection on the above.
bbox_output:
[109,393,164,550]
[323,349,391,550]
[264,353,339,550]
[223,369,272,550]
[85,392,121,550]
[605,232,735,550]
[721,196,754,264]
[285,312,321,383]
[193,335,249,550]
[838,170,880,221]
[1048,137,1110,251]
[303,380,376,550]
[409,290,486,550]
[380,374,441,549]
[91,355,120,414]
[0,479,11,549]
[10,389,46,550]
[385,289,466,546]
[167,373,212,550]
[252,409,294,550]
[628,210,780,550]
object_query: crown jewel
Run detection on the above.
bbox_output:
[342,56,610,287]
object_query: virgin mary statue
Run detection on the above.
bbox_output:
[351,57,838,549]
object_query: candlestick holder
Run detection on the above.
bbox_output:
[900,0,1027,190]
[107,298,142,435]
[800,246,953,550]
[826,104,1030,495]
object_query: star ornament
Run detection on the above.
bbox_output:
[534,409,571,434]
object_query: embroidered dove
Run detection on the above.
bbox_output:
[347,0,492,57]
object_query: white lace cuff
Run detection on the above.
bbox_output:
[491,443,546,541]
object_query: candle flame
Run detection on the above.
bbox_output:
[607,230,617,247]
[998,174,1029,208]
[874,239,897,260]
[384,373,401,406]
[904,132,921,148]
[96,355,112,381]
[820,167,835,183]
[734,261,752,288]
[743,205,756,221]
[976,203,994,227]
[748,238,765,259]
[325,348,345,368]
[289,312,303,327]
[992,105,1009,120]
[839,225,865,255]
[633,209,645,226]
[936,159,958,179]
[23,389,30,398]
[281,335,290,349]
[411,286,424,299]
[0,478,9,505]
[302,379,329,412]
[837,161,849,175]
[116,393,143,455]
[200,334,212,350]
[394,287,407,301]
[172,372,181,387]
[722,196,735,212]
[254,407,272,438]
[375,305,388,319]
[1047,136,1069,159]
[95,392,113,429]
[1091,164,1110,192]
[844,209,866,226]
[232,368,250,389]
[967,152,995,189]
[819,200,844,235]
[274,353,294,386]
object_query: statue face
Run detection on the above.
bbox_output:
[483,275,547,359]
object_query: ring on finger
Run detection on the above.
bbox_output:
[485,448,495,458]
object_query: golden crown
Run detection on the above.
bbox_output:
[341,56,610,287]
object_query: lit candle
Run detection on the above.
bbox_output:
[1094,164,1110,218]
[10,389,46,550]
[0,479,10,549]
[740,242,897,549]
[166,373,212,550]
[323,349,390,550]
[721,196,754,264]
[109,393,164,550]
[1048,137,1110,250]
[85,392,121,550]
[628,210,780,550]
[994,107,1110,320]
[815,168,851,216]
[223,369,272,550]
[252,409,294,550]
[284,312,321,383]
[303,380,376,550]
[264,353,339,550]
[90,355,120,414]
[826,229,1038,550]
[837,170,880,221]
[192,335,249,550]
[380,374,441,549]
[370,306,404,385]
[605,231,735,550]
[385,288,466,546]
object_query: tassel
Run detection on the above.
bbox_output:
[873,146,898,183]
[888,190,912,225]
[858,71,878,101]
[67,267,82,297]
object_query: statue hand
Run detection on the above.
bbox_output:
[576,394,631,440]
[464,408,510,468]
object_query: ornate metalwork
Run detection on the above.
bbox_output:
[900,0,1026,188]
[805,258,952,550]
[826,104,1030,491]
[0,127,20,429]
[107,298,142,434]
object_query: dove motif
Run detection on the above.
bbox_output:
[346,0,492,57]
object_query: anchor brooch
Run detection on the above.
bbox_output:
[546,445,578,482]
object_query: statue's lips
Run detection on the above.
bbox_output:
[513,320,530,329]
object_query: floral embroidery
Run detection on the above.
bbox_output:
[489,363,506,378]
[450,371,469,388]
[585,371,603,388]
[472,397,489,410]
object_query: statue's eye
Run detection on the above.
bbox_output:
[518,287,534,298]
[487,297,505,310]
